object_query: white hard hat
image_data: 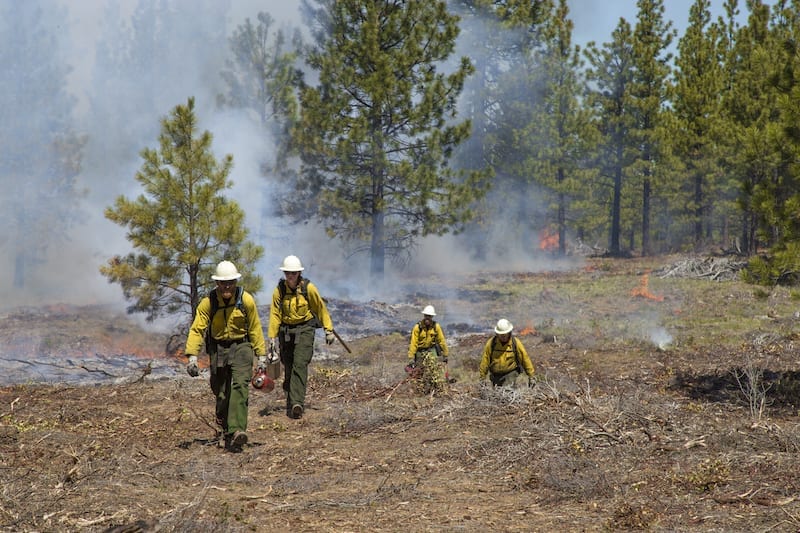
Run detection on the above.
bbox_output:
[211,260,242,281]
[279,255,304,272]
[494,318,513,335]
[422,305,436,316]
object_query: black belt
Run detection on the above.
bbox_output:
[216,338,247,348]
[280,319,313,332]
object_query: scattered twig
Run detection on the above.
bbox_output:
[384,377,410,403]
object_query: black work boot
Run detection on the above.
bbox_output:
[291,404,304,419]
[227,431,247,453]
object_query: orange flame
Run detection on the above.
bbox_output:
[518,323,537,336]
[631,272,664,302]
[538,228,559,251]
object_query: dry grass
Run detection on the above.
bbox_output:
[2,255,800,532]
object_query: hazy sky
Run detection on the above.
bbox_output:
[4,0,761,314]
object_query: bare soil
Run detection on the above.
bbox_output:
[3,255,800,532]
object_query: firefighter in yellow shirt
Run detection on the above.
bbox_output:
[479,319,535,388]
[267,255,334,419]
[184,261,267,452]
[407,305,448,369]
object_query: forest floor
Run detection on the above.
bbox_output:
[3,254,800,532]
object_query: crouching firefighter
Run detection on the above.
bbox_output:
[406,305,449,374]
[184,261,267,452]
[479,319,535,388]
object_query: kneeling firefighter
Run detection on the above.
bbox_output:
[406,305,449,373]
[479,319,535,388]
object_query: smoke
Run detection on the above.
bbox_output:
[5,0,715,319]
[648,326,674,351]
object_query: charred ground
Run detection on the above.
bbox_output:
[2,255,800,532]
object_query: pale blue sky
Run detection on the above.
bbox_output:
[569,0,756,47]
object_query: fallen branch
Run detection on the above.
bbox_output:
[384,377,410,403]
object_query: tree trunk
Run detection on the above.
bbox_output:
[370,210,385,283]
[694,173,703,245]
[610,156,622,256]
[641,178,651,257]
[558,191,566,257]
[370,171,385,283]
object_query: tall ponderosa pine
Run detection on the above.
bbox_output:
[628,0,675,256]
[718,0,780,255]
[515,0,596,256]
[743,1,800,283]
[0,2,86,288]
[449,0,541,259]
[585,20,636,256]
[100,98,263,321]
[218,11,302,170]
[218,12,304,242]
[292,0,489,283]
[671,0,726,248]
[466,0,554,255]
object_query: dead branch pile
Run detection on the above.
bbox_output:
[655,256,747,281]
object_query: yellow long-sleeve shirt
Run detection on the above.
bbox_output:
[407,321,448,360]
[267,278,333,337]
[184,289,266,357]
[479,335,534,379]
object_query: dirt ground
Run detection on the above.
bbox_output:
[2,255,800,532]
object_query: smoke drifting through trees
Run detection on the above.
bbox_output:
[0,1,759,313]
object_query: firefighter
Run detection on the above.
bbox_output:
[406,305,449,371]
[267,255,335,419]
[479,318,535,388]
[184,260,267,452]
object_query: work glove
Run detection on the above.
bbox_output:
[442,357,448,364]
[528,376,534,388]
[186,355,199,377]
[325,330,335,345]
[257,355,268,372]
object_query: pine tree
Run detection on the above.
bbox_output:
[0,2,86,288]
[218,11,302,164]
[448,0,538,259]
[628,0,675,256]
[100,98,263,320]
[671,0,726,248]
[454,1,553,257]
[518,0,596,256]
[217,11,304,244]
[585,19,637,256]
[743,0,800,283]
[292,0,489,283]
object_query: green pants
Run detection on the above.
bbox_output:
[490,369,522,388]
[279,323,315,410]
[209,342,253,434]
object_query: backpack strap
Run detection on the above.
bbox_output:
[419,319,436,330]
[491,334,521,372]
[205,287,248,352]
[277,277,321,328]
[278,277,309,300]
